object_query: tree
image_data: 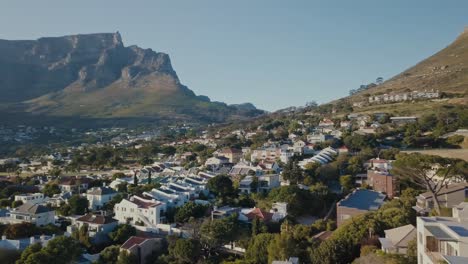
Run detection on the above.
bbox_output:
[133,170,138,186]
[4,223,37,239]
[16,242,43,264]
[71,224,91,248]
[169,238,201,264]
[117,250,138,264]
[245,233,275,264]
[97,245,120,264]
[42,183,61,197]
[339,175,353,193]
[376,77,384,85]
[174,202,208,223]
[200,214,238,255]
[109,224,136,244]
[392,153,468,215]
[251,216,268,236]
[207,175,236,203]
[18,236,82,264]
[12,200,23,208]
[68,195,88,215]
[281,160,304,184]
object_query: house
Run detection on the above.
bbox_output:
[272,257,299,264]
[417,204,468,264]
[256,160,281,174]
[318,119,335,131]
[86,186,118,210]
[0,234,55,251]
[258,174,280,193]
[114,196,166,227]
[47,191,73,207]
[229,162,257,177]
[390,116,417,125]
[0,203,55,227]
[270,202,288,222]
[413,183,468,215]
[205,156,230,170]
[59,177,91,193]
[217,148,243,163]
[14,193,47,205]
[120,236,164,264]
[239,176,256,194]
[378,224,416,254]
[367,170,397,198]
[69,214,118,238]
[307,133,332,144]
[336,189,386,227]
[364,158,393,171]
[211,206,241,220]
[240,207,273,223]
[340,121,352,129]
[298,147,338,168]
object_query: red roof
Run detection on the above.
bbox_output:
[245,208,273,222]
[121,236,148,250]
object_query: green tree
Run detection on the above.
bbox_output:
[96,245,120,264]
[245,233,275,264]
[117,250,138,264]
[339,175,353,193]
[68,195,88,215]
[281,160,304,184]
[392,153,468,215]
[207,175,236,203]
[109,224,136,244]
[11,200,23,208]
[174,202,208,223]
[200,214,238,255]
[169,238,201,264]
[42,183,61,197]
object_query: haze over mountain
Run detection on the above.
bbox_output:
[0,32,263,124]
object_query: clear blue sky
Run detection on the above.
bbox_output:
[1,0,467,111]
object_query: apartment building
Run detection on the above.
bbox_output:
[417,205,468,263]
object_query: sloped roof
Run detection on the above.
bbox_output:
[87,186,117,195]
[15,203,52,214]
[244,208,273,221]
[76,214,117,225]
[384,224,415,246]
[120,236,148,250]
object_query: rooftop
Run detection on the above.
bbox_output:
[338,189,386,211]
[76,214,117,225]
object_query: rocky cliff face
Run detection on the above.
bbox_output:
[0,32,179,101]
[0,33,262,122]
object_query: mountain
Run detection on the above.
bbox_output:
[0,32,263,124]
[349,28,468,103]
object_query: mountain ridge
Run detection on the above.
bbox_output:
[0,32,263,123]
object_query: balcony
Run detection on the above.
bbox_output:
[425,247,444,263]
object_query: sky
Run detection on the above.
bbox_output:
[1,0,467,111]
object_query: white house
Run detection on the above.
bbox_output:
[416,203,468,264]
[0,203,55,227]
[14,193,47,205]
[114,196,166,228]
[86,186,118,210]
[69,214,118,238]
